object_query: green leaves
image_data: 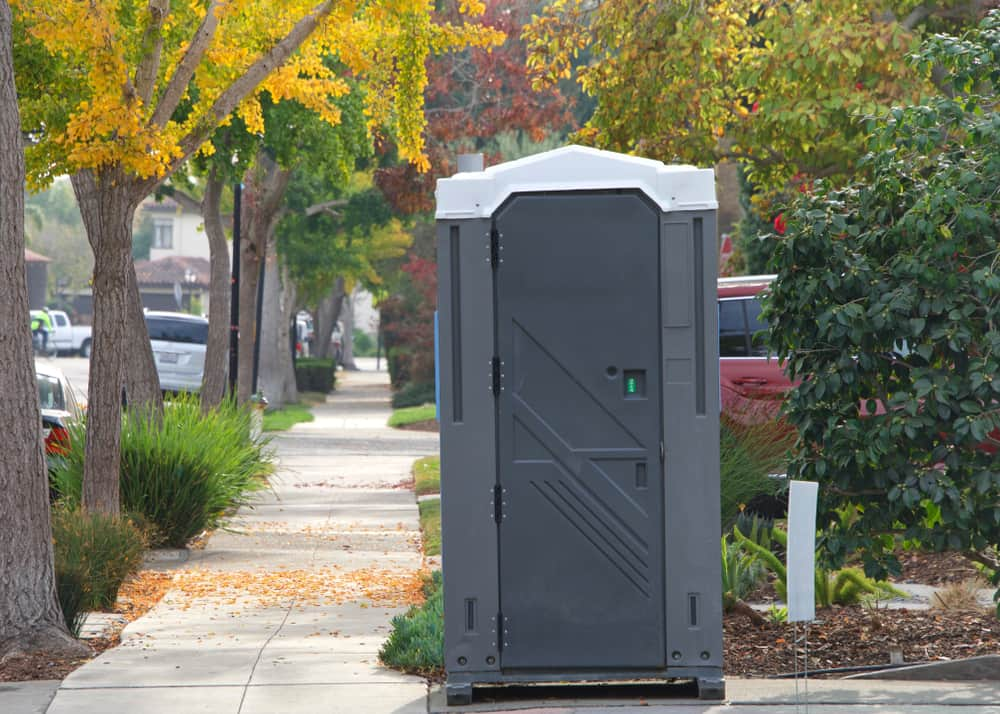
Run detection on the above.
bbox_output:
[768,12,1000,594]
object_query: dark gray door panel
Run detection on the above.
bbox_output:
[495,193,664,670]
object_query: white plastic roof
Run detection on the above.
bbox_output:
[435,145,717,219]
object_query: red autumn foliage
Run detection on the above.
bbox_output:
[376,0,575,214]
[381,256,438,390]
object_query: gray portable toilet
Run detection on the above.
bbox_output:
[435,146,724,705]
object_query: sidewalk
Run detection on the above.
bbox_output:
[45,366,439,714]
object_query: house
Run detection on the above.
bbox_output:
[133,255,211,314]
[25,248,50,310]
[134,192,213,315]
[141,192,209,262]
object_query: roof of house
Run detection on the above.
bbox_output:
[134,256,210,288]
[140,191,202,215]
[25,248,52,263]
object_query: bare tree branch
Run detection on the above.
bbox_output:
[150,0,223,128]
[902,4,933,30]
[305,198,348,216]
[134,0,170,107]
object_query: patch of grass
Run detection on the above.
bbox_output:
[388,404,436,428]
[262,404,315,432]
[379,571,444,675]
[413,456,440,497]
[418,497,441,556]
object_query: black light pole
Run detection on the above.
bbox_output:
[228,182,242,395]
[251,249,266,394]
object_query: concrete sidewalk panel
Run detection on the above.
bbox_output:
[248,649,422,686]
[0,680,60,714]
[47,685,244,714]
[728,678,1000,705]
[60,646,261,688]
[239,682,427,713]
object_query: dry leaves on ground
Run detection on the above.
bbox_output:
[172,566,427,609]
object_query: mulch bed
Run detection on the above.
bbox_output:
[0,571,173,683]
[724,607,1000,677]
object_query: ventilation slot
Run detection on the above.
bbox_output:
[693,218,706,416]
[450,226,463,422]
[465,598,477,632]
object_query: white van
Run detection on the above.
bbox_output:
[145,311,208,393]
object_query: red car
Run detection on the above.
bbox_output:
[718,275,794,423]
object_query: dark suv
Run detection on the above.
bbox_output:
[718,275,794,423]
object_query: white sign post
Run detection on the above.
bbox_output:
[786,480,819,622]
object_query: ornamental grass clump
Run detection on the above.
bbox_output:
[52,395,273,547]
[51,506,147,636]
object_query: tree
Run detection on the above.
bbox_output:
[524,1,989,196]
[13,0,501,513]
[376,0,574,214]
[0,0,88,660]
[766,12,1000,596]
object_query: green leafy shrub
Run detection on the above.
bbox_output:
[379,571,444,674]
[52,396,272,547]
[51,506,147,635]
[766,14,1000,590]
[294,358,337,393]
[391,381,435,409]
[720,412,795,529]
[353,329,376,357]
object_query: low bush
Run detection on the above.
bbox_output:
[391,382,435,409]
[51,506,147,635]
[51,396,272,547]
[413,456,440,497]
[379,571,444,675]
[294,358,337,393]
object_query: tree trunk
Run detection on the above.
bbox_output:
[71,168,141,515]
[258,238,284,408]
[200,171,230,410]
[276,264,298,405]
[340,289,358,371]
[237,152,290,402]
[313,277,346,360]
[123,264,164,414]
[258,245,298,408]
[0,1,88,658]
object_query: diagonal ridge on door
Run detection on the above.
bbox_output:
[514,395,649,552]
[512,319,643,449]
[531,480,651,599]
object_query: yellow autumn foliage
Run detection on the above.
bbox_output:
[13,0,503,187]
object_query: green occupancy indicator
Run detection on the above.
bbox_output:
[626,376,638,394]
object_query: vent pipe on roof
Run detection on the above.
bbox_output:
[456,153,484,173]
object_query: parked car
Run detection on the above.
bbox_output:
[718,275,794,424]
[37,364,84,457]
[145,311,208,393]
[31,309,92,357]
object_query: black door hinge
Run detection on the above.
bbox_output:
[491,356,502,397]
[494,611,505,652]
[493,484,504,524]
[489,226,500,269]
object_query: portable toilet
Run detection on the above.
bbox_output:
[435,146,724,704]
